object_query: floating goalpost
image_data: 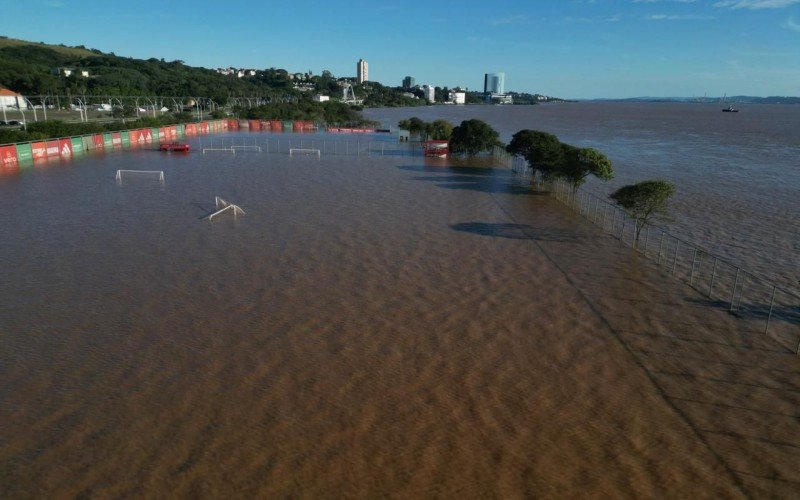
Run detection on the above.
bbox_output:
[231,145,262,153]
[115,170,164,183]
[206,196,245,221]
[202,148,236,155]
[289,148,321,158]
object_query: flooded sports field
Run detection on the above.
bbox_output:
[1,134,799,497]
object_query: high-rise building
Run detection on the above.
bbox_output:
[357,59,368,84]
[402,76,415,88]
[422,84,436,103]
[483,72,505,94]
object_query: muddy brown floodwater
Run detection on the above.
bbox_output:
[1,139,799,497]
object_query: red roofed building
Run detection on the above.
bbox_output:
[0,88,28,110]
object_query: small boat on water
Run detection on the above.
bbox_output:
[159,142,190,152]
[722,105,739,113]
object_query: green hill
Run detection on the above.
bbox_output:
[0,36,421,108]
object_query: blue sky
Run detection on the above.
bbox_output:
[1,0,798,98]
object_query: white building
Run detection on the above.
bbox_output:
[0,88,27,109]
[422,84,435,103]
[60,68,89,77]
[313,94,330,102]
[449,91,466,105]
[357,59,368,83]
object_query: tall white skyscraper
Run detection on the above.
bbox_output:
[422,84,435,103]
[357,59,368,84]
[483,72,505,94]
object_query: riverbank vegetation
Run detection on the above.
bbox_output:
[0,114,195,144]
[507,129,614,189]
[397,118,454,140]
[238,101,378,127]
[611,180,676,243]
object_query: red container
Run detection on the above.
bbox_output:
[249,119,261,131]
[228,119,239,130]
[260,120,271,131]
[111,132,122,147]
[92,134,104,150]
[200,122,210,134]
[270,120,282,133]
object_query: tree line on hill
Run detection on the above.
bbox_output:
[0,40,421,109]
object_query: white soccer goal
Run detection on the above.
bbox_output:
[289,148,321,158]
[231,145,262,153]
[206,196,245,221]
[202,148,236,155]
[115,170,165,183]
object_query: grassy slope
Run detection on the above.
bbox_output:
[0,37,99,58]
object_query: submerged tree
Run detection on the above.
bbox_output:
[449,119,501,156]
[507,130,564,179]
[560,145,614,192]
[398,117,427,137]
[610,180,676,243]
[426,119,453,140]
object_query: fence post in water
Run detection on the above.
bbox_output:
[658,232,665,264]
[764,285,777,335]
[689,248,698,286]
[672,240,680,274]
[730,268,741,312]
[708,257,718,298]
[644,226,650,256]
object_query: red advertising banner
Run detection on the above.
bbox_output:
[165,125,177,140]
[45,140,61,157]
[184,123,197,136]
[327,127,375,134]
[248,120,261,131]
[112,132,122,147]
[293,121,314,132]
[31,141,47,160]
[227,119,239,130]
[92,134,104,150]
[58,138,72,157]
[0,145,18,167]
[129,128,152,145]
[260,120,271,131]
[221,120,228,130]
[270,120,282,133]
[200,122,210,134]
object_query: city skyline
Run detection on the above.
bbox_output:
[1,0,798,98]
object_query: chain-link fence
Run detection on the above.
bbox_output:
[198,136,424,157]
[496,150,800,354]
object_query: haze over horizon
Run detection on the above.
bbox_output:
[1,0,798,99]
